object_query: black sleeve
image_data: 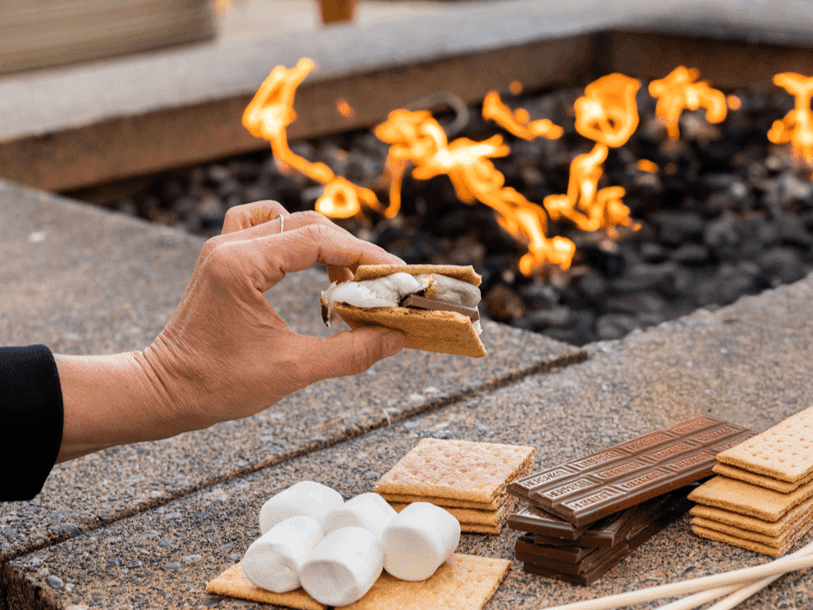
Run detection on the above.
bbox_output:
[0,345,64,501]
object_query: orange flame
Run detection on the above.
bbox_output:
[575,73,640,148]
[375,109,575,272]
[509,81,524,95]
[648,67,727,140]
[243,58,380,216]
[768,73,813,164]
[482,91,564,141]
[727,95,742,111]
[544,74,640,234]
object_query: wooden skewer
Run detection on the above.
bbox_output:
[539,552,813,610]
[703,540,813,610]
[654,583,748,610]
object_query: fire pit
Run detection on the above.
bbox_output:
[70,61,813,346]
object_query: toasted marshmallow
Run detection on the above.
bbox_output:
[299,526,384,606]
[321,273,424,326]
[323,492,398,541]
[381,502,460,581]
[259,481,343,534]
[322,272,481,331]
[243,515,324,593]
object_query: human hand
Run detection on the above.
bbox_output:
[142,201,406,432]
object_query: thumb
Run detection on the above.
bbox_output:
[302,328,406,383]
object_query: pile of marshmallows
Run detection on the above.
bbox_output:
[243,481,462,606]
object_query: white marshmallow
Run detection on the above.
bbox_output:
[321,273,423,326]
[242,515,324,593]
[259,481,343,534]
[323,492,398,541]
[381,502,461,581]
[299,527,383,606]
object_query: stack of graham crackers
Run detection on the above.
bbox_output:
[689,406,813,557]
[375,438,536,534]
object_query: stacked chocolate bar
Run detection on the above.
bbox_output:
[507,416,753,584]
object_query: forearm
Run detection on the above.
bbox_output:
[54,351,182,463]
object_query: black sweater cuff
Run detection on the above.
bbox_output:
[0,345,64,501]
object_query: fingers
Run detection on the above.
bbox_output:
[221,200,290,234]
[212,223,404,292]
[265,224,404,289]
[296,328,406,384]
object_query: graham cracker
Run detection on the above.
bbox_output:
[690,516,796,548]
[340,553,510,610]
[333,303,486,358]
[352,264,482,287]
[375,438,536,504]
[716,406,813,483]
[712,463,813,493]
[688,475,813,522]
[205,562,326,610]
[389,495,518,534]
[378,491,507,511]
[690,493,813,537]
[691,523,813,557]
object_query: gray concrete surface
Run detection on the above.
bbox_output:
[2,0,812,143]
[0,179,582,566]
[4,251,813,608]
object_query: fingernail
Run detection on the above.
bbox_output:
[382,330,406,357]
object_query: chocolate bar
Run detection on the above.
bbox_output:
[509,416,753,527]
[517,490,693,585]
[400,294,480,321]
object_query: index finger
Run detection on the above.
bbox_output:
[231,223,404,291]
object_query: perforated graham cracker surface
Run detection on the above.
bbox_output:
[340,553,510,610]
[688,475,813,521]
[352,264,482,286]
[716,406,813,482]
[334,303,487,358]
[375,438,536,503]
[205,563,326,610]
[206,554,509,610]
[712,463,813,493]
[690,493,813,537]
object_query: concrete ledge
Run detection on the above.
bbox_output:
[1,0,812,191]
[0,179,582,564]
[6,268,813,608]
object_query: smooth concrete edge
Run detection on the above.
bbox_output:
[2,0,813,142]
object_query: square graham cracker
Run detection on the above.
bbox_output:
[389,495,518,535]
[712,463,813,493]
[206,563,326,610]
[688,475,813,521]
[375,438,536,504]
[377,491,508,511]
[716,406,813,483]
[690,516,797,548]
[689,494,813,537]
[334,303,486,358]
[206,554,509,610]
[691,521,813,557]
[339,553,510,610]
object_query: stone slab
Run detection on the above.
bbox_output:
[0,180,582,563]
[6,268,813,608]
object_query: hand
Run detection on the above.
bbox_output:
[55,202,406,461]
[144,201,407,430]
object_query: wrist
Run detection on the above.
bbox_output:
[55,351,182,462]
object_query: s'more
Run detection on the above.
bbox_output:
[321,264,486,358]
